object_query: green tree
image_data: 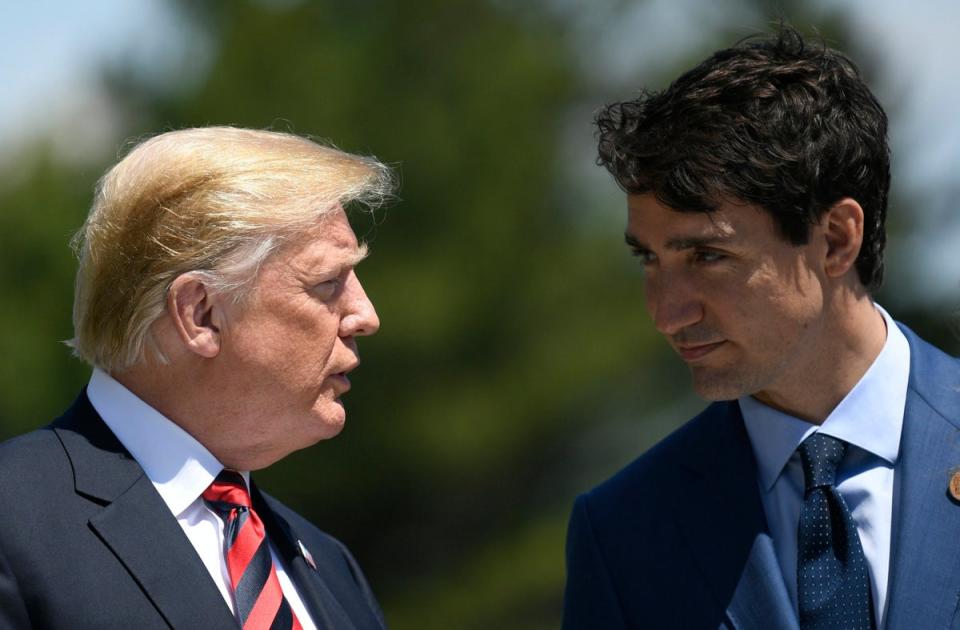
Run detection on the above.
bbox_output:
[1,2,953,628]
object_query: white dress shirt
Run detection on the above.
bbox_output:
[87,368,317,629]
[740,304,908,629]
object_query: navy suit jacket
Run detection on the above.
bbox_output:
[0,391,386,629]
[563,325,960,629]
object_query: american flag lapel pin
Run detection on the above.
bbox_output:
[297,539,318,571]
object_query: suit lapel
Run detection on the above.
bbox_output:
[725,534,798,630]
[672,402,798,630]
[883,328,960,629]
[54,394,238,630]
[253,486,357,630]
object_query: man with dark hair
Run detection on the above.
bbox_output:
[563,28,960,630]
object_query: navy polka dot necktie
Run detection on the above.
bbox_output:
[796,433,874,630]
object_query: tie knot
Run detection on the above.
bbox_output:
[798,433,847,491]
[202,470,252,511]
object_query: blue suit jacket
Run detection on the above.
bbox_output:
[563,325,960,629]
[0,391,386,629]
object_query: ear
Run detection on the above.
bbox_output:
[821,198,865,279]
[166,273,222,359]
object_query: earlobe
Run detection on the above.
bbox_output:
[167,274,222,359]
[822,198,865,279]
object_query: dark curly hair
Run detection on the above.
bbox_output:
[597,27,890,290]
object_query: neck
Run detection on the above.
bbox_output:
[113,359,279,471]
[114,357,225,456]
[753,288,887,424]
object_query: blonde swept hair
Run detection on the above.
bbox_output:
[69,126,393,372]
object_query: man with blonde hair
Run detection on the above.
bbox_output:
[0,127,392,629]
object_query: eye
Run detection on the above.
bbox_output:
[311,278,341,299]
[630,248,658,266]
[693,249,725,264]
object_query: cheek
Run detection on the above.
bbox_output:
[282,313,342,371]
[232,310,339,376]
[641,277,659,318]
[736,268,823,334]
[697,272,755,322]
[705,270,779,329]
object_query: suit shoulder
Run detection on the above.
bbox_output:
[0,426,74,533]
[0,392,94,483]
[0,426,67,478]
[898,321,958,369]
[580,401,733,512]
[898,321,960,425]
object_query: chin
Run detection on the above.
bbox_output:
[690,368,752,402]
[308,401,347,440]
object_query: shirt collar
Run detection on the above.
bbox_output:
[741,304,909,492]
[86,368,243,516]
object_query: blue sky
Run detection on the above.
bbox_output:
[0,0,196,160]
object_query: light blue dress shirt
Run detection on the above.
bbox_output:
[740,304,908,629]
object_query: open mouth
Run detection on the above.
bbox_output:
[328,356,361,395]
[329,359,360,394]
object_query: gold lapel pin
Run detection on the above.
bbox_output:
[949,470,960,502]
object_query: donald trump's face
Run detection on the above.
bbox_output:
[211,208,380,468]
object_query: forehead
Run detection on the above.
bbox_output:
[271,211,366,275]
[626,193,778,246]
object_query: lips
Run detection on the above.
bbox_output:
[675,341,725,361]
[330,373,352,395]
[329,359,360,395]
[339,359,360,375]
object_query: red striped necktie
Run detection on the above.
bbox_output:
[203,470,303,630]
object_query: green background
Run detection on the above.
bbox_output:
[2,2,957,628]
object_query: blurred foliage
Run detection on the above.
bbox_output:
[1,1,957,628]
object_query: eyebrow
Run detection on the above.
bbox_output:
[344,242,370,268]
[303,242,370,278]
[624,232,734,251]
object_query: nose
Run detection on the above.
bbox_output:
[646,273,703,337]
[339,272,380,337]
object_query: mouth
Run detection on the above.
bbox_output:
[330,373,351,395]
[674,341,725,362]
[329,360,360,395]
